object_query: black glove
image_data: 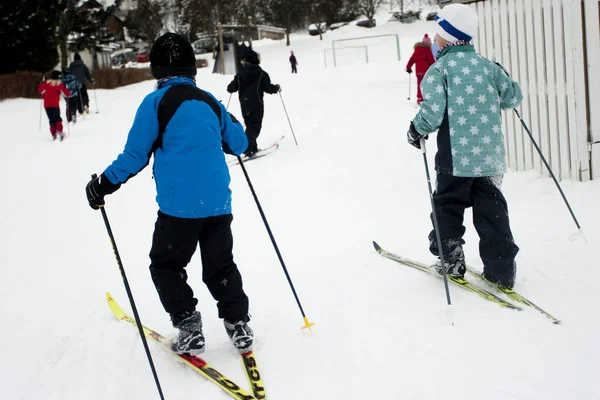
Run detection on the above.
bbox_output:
[407,122,426,149]
[494,62,510,77]
[86,173,121,210]
[406,68,412,74]
[228,112,240,124]
[274,84,281,93]
[222,141,235,155]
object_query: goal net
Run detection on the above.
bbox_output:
[324,34,400,67]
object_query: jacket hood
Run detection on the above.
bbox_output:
[238,64,262,83]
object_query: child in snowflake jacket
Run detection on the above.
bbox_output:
[406,4,523,289]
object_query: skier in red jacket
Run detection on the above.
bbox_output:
[406,38,435,104]
[38,70,70,140]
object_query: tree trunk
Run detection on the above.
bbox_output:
[59,38,68,70]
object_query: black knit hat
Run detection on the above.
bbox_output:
[242,49,260,65]
[150,33,197,79]
[51,70,61,80]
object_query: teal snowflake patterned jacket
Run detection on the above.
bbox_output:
[411,44,523,177]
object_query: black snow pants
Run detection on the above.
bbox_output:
[428,173,519,288]
[242,107,264,152]
[80,86,90,110]
[149,211,249,322]
[66,97,78,122]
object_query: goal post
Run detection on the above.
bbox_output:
[331,34,400,67]
[324,46,368,67]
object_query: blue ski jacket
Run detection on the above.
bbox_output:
[103,77,248,218]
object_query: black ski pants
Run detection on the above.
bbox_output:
[80,86,89,109]
[242,108,264,151]
[428,173,519,288]
[66,97,78,122]
[149,212,249,322]
[45,108,62,125]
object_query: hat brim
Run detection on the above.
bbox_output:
[151,65,197,80]
[433,20,458,43]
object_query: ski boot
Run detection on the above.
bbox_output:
[171,310,205,355]
[224,317,253,353]
[434,244,466,279]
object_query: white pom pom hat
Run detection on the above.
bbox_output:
[434,4,479,43]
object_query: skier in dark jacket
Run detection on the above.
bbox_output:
[227,49,280,157]
[85,33,253,356]
[289,51,298,73]
[69,53,94,113]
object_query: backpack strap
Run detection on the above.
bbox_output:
[152,85,222,154]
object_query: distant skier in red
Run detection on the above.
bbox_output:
[406,35,436,104]
[38,70,70,140]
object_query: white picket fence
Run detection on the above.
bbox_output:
[468,0,600,181]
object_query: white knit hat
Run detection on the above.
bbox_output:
[435,4,478,43]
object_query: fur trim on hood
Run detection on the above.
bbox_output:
[414,42,431,49]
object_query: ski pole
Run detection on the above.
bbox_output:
[38,95,43,132]
[278,92,298,146]
[93,83,99,114]
[513,109,585,240]
[420,138,452,305]
[236,158,314,330]
[90,174,165,400]
[407,72,412,101]
[226,93,232,110]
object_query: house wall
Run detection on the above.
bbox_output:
[466,0,600,181]
[105,16,124,40]
[56,48,112,71]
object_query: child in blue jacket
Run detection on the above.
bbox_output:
[61,69,81,123]
[85,33,253,356]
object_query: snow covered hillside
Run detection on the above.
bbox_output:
[2,14,600,400]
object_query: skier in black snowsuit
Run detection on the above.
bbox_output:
[227,49,280,158]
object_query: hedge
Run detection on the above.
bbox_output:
[0,59,208,101]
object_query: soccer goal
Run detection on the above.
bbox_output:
[324,34,401,67]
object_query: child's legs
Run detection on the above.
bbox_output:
[68,97,78,119]
[472,176,518,288]
[428,173,473,260]
[149,211,200,316]
[45,108,61,134]
[243,109,264,150]
[198,213,249,321]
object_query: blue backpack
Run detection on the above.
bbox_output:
[61,74,81,97]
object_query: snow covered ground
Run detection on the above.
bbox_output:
[2,13,600,400]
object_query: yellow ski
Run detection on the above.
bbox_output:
[106,293,257,400]
[466,269,561,324]
[372,242,522,310]
[241,351,266,399]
